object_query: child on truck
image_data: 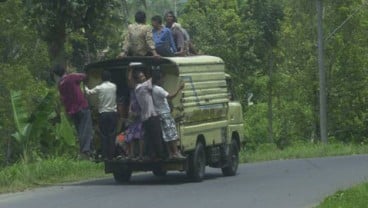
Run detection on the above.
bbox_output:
[151,69,185,159]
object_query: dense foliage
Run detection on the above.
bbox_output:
[182,0,368,148]
[1,0,368,165]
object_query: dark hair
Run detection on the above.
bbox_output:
[101,71,111,81]
[151,15,162,25]
[52,64,66,77]
[132,70,144,82]
[151,68,162,85]
[135,11,146,24]
[165,11,177,22]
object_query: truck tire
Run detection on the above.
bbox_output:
[221,139,239,176]
[152,168,167,177]
[113,169,132,183]
[187,142,206,182]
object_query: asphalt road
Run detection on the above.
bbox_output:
[1,155,368,208]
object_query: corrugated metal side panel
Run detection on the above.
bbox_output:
[179,64,228,124]
[167,55,224,66]
[178,64,224,73]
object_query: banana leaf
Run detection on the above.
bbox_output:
[10,91,32,143]
[29,91,56,140]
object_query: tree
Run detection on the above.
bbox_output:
[24,0,125,68]
[181,0,259,102]
[323,0,368,142]
[0,0,50,164]
[241,0,284,143]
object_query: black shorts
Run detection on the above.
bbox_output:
[143,116,163,157]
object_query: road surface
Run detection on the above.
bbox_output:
[1,155,368,208]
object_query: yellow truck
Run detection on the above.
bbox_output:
[85,55,244,183]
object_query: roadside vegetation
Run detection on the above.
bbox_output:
[241,141,368,163]
[0,157,104,194]
[316,183,368,208]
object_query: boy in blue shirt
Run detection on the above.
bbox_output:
[151,15,177,57]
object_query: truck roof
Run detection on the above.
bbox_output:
[84,55,224,71]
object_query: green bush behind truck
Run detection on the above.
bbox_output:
[85,55,244,183]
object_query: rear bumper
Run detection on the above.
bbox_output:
[104,158,187,173]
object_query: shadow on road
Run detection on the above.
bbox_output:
[72,172,225,186]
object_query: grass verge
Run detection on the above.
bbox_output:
[240,141,368,163]
[0,157,105,194]
[316,183,368,208]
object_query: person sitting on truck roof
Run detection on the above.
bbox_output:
[151,15,177,57]
[118,11,159,57]
[85,71,118,161]
[133,65,164,160]
[152,69,185,159]
[165,11,197,56]
[164,11,185,56]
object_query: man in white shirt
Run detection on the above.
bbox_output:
[133,68,163,160]
[85,71,118,160]
[152,70,185,159]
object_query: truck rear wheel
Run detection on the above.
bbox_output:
[221,139,239,176]
[113,169,132,183]
[187,142,206,182]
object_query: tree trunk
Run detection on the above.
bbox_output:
[6,136,11,165]
[268,52,274,143]
[48,0,67,68]
[121,0,130,27]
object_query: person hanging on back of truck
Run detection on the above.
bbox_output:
[118,11,160,58]
[133,65,164,160]
[85,71,118,161]
[124,65,144,160]
[151,15,177,57]
[152,69,185,159]
[53,65,93,160]
[165,11,197,56]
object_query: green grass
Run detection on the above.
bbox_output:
[240,141,368,163]
[0,157,105,194]
[316,183,368,208]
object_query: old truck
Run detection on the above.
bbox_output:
[84,55,244,183]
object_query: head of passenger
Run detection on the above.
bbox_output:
[152,69,163,86]
[151,15,162,30]
[101,71,112,82]
[165,11,177,27]
[53,64,66,77]
[135,11,146,24]
[52,64,66,83]
[133,70,146,84]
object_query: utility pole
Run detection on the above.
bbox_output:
[316,0,328,143]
